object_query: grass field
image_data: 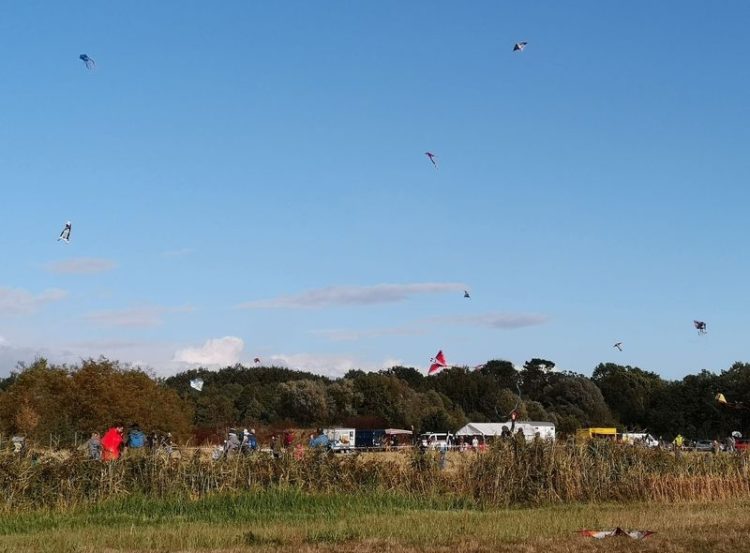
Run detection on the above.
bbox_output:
[0,491,748,553]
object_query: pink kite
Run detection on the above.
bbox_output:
[428,350,448,375]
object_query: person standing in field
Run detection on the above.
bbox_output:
[127,424,146,450]
[85,432,102,460]
[271,434,282,458]
[101,425,124,461]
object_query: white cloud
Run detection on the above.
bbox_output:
[237,282,465,309]
[44,257,117,274]
[432,312,549,329]
[173,336,244,366]
[311,325,425,342]
[312,312,547,344]
[268,353,402,378]
[0,287,67,315]
[84,305,192,327]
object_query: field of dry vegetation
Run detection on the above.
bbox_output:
[1,441,749,552]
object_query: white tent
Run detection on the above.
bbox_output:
[456,421,555,442]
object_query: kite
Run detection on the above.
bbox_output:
[464,290,471,299]
[425,152,438,169]
[428,350,447,375]
[613,342,623,352]
[580,528,654,540]
[79,54,95,69]
[513,42,528,52]
[58,221,72,242]
[254,357,261,364]
[694,320,707,335]
[189,378,204,392]
[716,393,748,411]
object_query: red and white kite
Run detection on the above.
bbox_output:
[428,350,447,375]
[580,528,654,540]
[425,152,438,169]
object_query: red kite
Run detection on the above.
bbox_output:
[428,350,447,375]
[580,528,654,540]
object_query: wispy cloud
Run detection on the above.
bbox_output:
[237,282,465,309]
[44,257,117,275]
[433,312,549,329]
[313,312,548,343]
[268,353,398,378]
[0,287,68,315]
[84,305,193,327]
[174,336,244,366]
[311,325,426,342]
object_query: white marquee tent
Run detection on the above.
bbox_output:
[455,421,555,441]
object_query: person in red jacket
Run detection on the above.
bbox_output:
[101,425,125,461]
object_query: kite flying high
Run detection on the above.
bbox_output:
[428,350,447,375]
[253,357,261,364]
[464,290,471,299]
[694,320,707,335]
[58,221,72,243]
[513,42,528,52]
[613,342,623,352]
[425,152,438,169]
[189,378,204,392]
[79,54,95,69]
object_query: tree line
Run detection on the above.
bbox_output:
[0,357,747,443]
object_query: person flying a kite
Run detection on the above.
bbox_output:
[79,54,95,69]
[58,221,72,242]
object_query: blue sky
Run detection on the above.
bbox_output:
[1,1,748,379]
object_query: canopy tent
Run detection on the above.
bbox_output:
[456,423,510,437]
[456,421,555,441]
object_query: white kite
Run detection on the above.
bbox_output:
[58,221,72,243]
[189,378,204,392]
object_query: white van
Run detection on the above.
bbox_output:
[622,432,659,448]
[419,432,454,450]
[323,428,356,452]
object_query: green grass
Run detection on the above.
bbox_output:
[0,491,748,553]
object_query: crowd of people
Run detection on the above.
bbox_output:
[83,424,174,461]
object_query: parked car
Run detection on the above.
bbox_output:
[692,440,713,452]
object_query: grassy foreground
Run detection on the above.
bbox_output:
[0,492,748,553]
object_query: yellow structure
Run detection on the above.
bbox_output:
[576,427,618,440]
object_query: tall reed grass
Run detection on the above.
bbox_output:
[0,440,747,511]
